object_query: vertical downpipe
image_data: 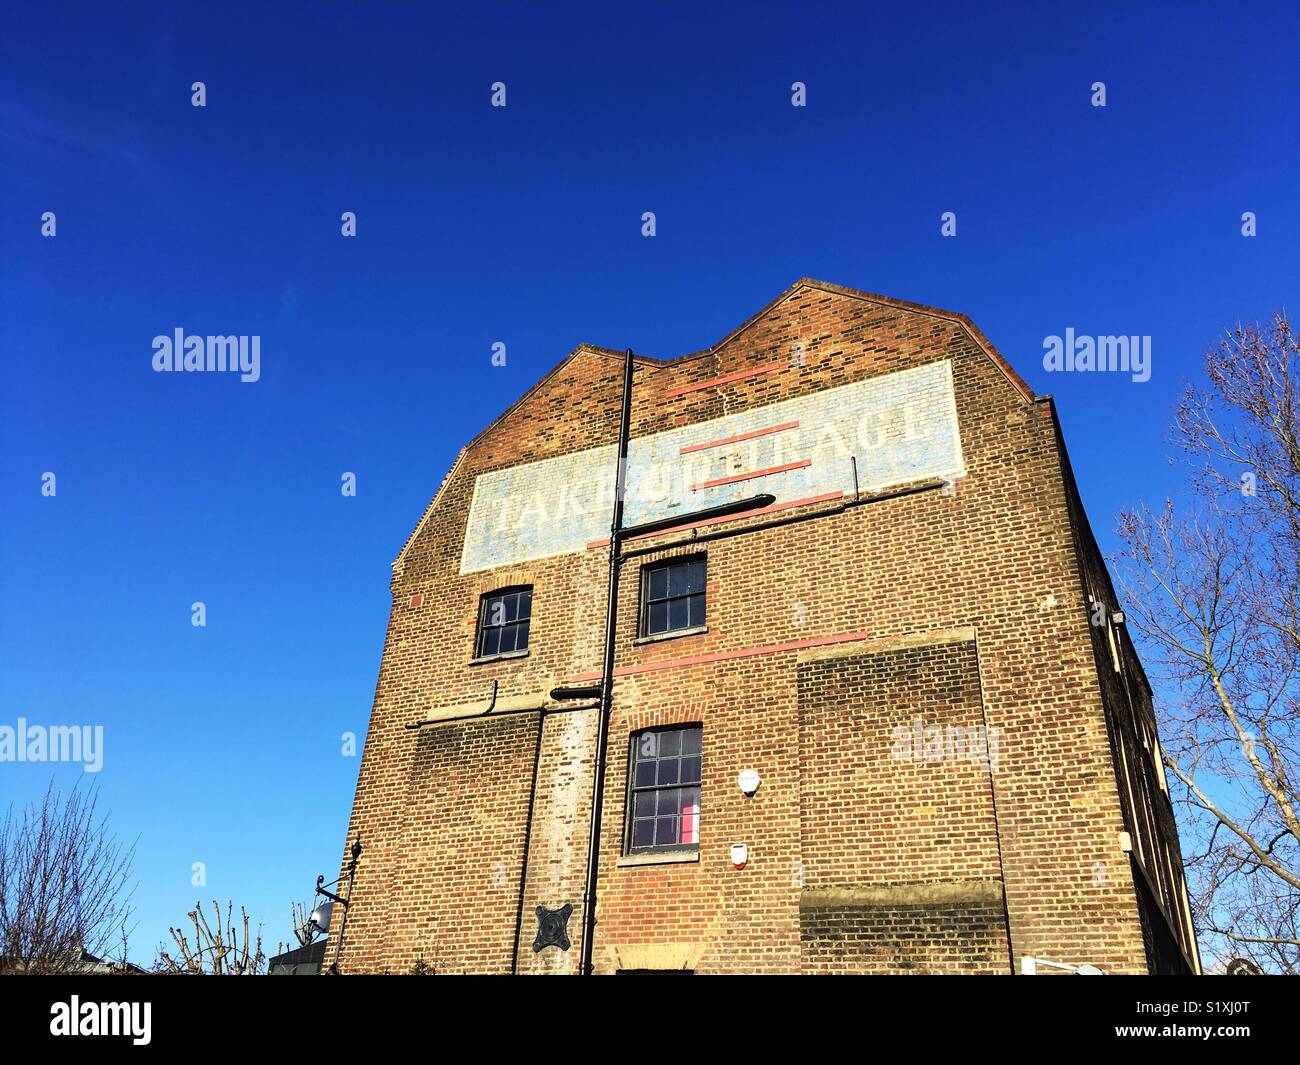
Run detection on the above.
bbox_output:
[578,347,634,975]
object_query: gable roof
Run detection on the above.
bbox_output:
[392,279,1037,570]
[711,278,1036,403]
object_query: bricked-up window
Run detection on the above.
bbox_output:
[626,726,702,852]
[640,556,706,637]
[476,587,532,659]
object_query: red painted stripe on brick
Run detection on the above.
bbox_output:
[663,361,786,399]
[568,629,873,683]
[689,458,811,492]
[679,420,800,455]
[584,490,845,549]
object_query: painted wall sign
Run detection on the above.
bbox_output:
[459,360,965,574]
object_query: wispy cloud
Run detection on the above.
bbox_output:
[0,96,155,180]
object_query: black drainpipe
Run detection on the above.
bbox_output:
[570,360,947,974]
[577,346,635,975]
[511,708,546,974]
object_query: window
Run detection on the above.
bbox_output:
[476,587,532,659]
[626,726,702,853]
[640,556,706,637]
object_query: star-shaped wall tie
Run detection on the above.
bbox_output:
[533,904,573,952]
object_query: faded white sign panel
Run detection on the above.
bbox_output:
[459,360,965,574]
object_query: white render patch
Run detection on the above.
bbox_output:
[459,360,965,574]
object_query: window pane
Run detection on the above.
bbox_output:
[681,797,699,845]
[479,588,533,658]
[668,563,690,597]
[687,593,705,628]
[648,601,668,635]
[628,729,704,851]
[649,567,668,601]
[668,598,689,631]
[665,559,704,597]
[685,561,706,594]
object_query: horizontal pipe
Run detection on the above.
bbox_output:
[618,479,946,563]
[404,700,600,730]
[620,493,775,540]
[550,684,603,701]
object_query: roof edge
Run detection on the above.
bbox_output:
[392,279,1038,571]
[706,278,1037,404]
[392,445,468,573]
[393,344,656,571]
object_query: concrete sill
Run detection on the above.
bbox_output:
[633,626,707,647]
[617,848,700,868]
[468,649,529,666]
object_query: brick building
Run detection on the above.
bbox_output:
[329,279,1200,975]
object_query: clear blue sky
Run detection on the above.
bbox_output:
[2,2,1296,962]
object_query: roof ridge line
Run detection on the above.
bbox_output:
[392,279,1038,570]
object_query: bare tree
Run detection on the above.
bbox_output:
[0,781,135,974]
[1117,312,1300,974]
[290,900,315,948]
[157,900,269,975]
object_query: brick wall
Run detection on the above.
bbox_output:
[328,279,1195,975]
[796,638,1010,973]
[801,890,1010,974]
